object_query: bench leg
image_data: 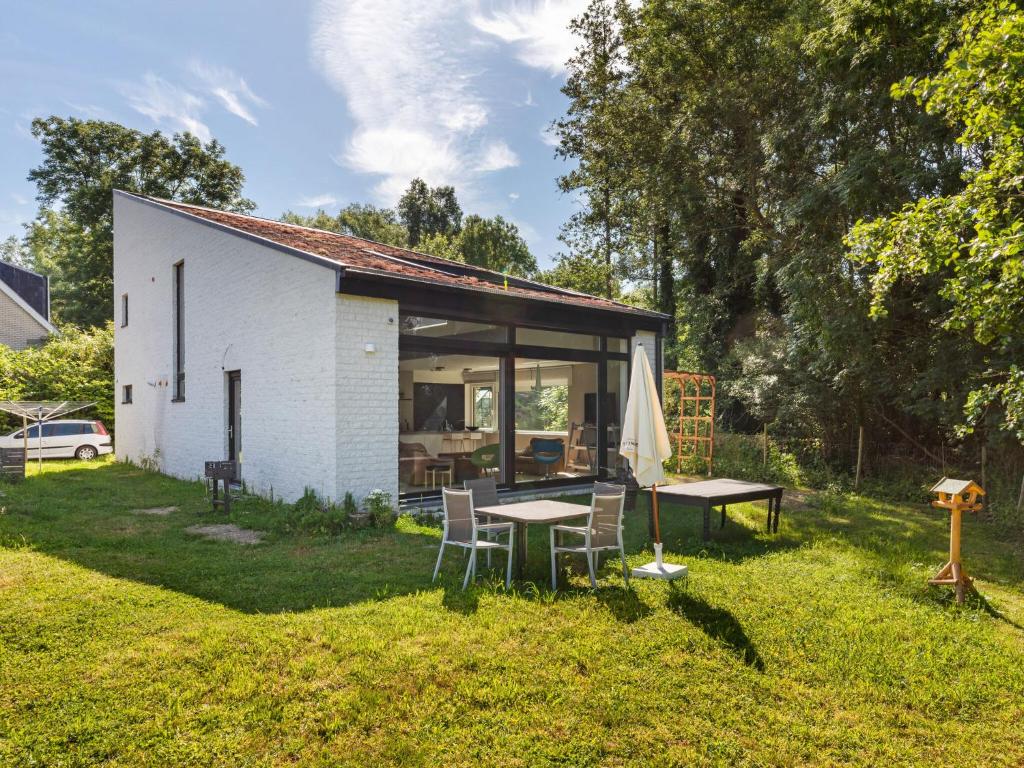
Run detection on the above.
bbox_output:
[773,494,781,533]
[720,504,727,529]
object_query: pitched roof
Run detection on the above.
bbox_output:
[119,192,668,321]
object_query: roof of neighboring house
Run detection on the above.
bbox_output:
[0,261,49,320]
[0,277,57,337]
[117,191,669,322]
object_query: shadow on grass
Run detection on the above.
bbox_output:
[666,585,765,671]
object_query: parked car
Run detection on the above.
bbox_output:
[0,420,113,460]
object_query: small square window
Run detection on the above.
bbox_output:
[121,293,128,327]
[122,384,133,404]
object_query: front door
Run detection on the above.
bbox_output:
[227,370,241,481]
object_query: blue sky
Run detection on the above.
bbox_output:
[0,1,590,267]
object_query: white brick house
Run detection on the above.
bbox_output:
[113,191,668,504]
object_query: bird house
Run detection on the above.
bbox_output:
[930,478,985,512]
[927,478,985,604]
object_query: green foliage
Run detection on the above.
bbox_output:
[0,235,28,267]
[557,0,1000,460]
[363,489,395,528]
[515,385,569,432]
[397,177,462,246]
[847,1,1024,439]
[536,252,617,296]
[281,203,408,247]
[0,323,114,430]
[25,116,253,327]
[419,214,537,276]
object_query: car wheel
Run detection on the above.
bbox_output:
[75,445,98,460]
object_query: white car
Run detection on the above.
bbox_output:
[0,420,113,460]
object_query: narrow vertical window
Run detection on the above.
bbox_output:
[173,261,185,400]
[121,293,128,327]
[122,384,133,404]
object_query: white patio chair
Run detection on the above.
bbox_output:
[434,488,514,590]
[465,477,499,566]
[549,488,628,590]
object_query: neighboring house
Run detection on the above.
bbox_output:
[113,190,669,504]
[0,261,55,350]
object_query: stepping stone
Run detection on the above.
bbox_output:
[131,506,178,516]
[185,524,264,544]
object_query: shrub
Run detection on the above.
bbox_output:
[364,489,394,528]
[0,322,114,432]
[282,487,348,535]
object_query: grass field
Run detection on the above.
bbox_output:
[1,458,1023,766]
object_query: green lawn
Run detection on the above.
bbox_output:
[1,459,1023,766]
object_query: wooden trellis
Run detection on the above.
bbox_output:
[664,371,716,476]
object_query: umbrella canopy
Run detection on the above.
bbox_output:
[619,345,672,488]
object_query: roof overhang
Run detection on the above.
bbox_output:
[338,269,668,335]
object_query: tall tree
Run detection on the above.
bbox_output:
[848,1,1024,439]
[557,0,971,450]
[27,117,253,327]
[419,215,537,276]
[397,178,463,246]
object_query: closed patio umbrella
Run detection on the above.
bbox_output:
[619,345,687,580]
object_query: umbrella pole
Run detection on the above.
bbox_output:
[651,483,662,544]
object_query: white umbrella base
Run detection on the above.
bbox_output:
[632,561,688,580]
[631,544,687,580]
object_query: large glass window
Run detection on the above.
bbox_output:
[514,358,598,483]
[399,314,508,343]
[398,350,503,495]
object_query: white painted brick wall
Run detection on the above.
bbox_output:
[335,295,399,502]
[113,195,340,502]
[632,330,660,395]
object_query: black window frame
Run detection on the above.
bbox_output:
[396,306,642,499]
[122,384,133,404]
[121,293,128,328]
[172,261,185,401]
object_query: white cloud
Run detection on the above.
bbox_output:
[313,0,575,203]
[119,73,211,141]
[189,60,267,126]
[508,192,520,200]
[539,124,560,147]
[476,140,519,172]
[296,194,339,208]
[471,0,589,74]
[10,193,29,206]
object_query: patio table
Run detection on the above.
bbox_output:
[476,499,590,579]
[654,479,783,542]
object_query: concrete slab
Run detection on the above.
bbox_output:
[185,524,265,544]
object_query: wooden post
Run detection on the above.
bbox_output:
[854,426,864,491]
[928,479,984,605]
